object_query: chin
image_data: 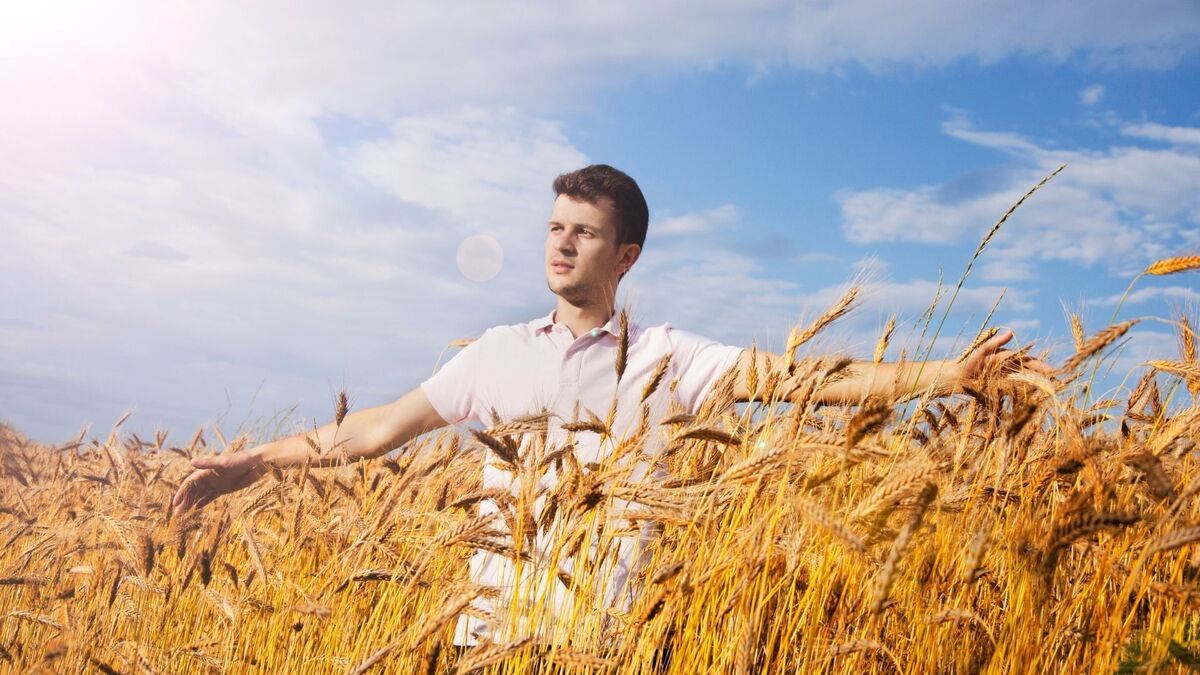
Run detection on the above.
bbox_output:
[548,280,587,303]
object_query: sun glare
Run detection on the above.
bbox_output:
[0,0,105,47]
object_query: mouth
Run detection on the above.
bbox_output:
[549,261,574,273]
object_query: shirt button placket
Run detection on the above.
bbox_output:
[557,328,579,390]
[560,328,592,393]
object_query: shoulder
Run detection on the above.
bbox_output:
[633,322,742,362]
[655,323,719,350]
[458,318,540,352]
[489,317,541,342]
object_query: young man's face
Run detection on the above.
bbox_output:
[545,194,639,306]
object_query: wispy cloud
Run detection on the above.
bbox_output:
[652,205,739,237]
[1095,330,1182,395]
[625,204,1019,358]
[1080,84,1106,106]
[783,1,1200,71]
[1086,285,1200,307]
[837,114,1200,277]
[1121,122,1200,146]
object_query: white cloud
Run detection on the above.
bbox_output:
[1122,122,1200,146]
[1006,318,1042,332]
[940,112,1046,156]
[626,258,1030,357]
[0,101,587,441]
[1086,285,1200,307]
[652,205,739,237]
[1080,84,1106,106]
[838,115,1200,276]
[783,1,1200,71]
[862,279,1031,314]
[798,278,1034,361]
[1094,330,1181,394]
[978,257,1037,283]
[623,204,1025,358]
[347,107,587,264]
[839,182,1026,245]
[3,2,1196,141]
[2,1,1198,441]
[794,251,843,264]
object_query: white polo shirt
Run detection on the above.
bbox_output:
[419,307,744,646]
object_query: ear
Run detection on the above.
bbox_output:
[618,243,641,273]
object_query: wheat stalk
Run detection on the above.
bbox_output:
[1069,313,1086,351]
[784,286,860,374]
[874,316,896,364]
[1058,320,1139,374]
[1144,255,1200,276]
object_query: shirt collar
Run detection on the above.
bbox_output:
[531,308,623,338]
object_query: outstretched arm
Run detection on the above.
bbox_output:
[172,386,449,514]
[732,329,1050,405]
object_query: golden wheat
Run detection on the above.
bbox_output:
[5,296,1200,673]
[1144,255,1200,276]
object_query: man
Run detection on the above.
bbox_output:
[172,164,1037,652]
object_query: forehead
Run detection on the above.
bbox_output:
[549,194,617,232]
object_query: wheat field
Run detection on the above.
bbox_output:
[4,164,1200,675]
[3,283,1200,674]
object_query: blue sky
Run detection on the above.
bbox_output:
[3,1,1200,442]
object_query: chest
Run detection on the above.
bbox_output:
[480,331,676,430]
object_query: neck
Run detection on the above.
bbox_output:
[553,296,615,339]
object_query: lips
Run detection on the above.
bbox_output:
[550,260,573,272]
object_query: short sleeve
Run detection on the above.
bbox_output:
[420,329,492,425]
[667,327,745,415]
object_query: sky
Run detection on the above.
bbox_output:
[3,1,1200,444]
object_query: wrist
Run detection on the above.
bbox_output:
[937,360,965,396]
[251,441,289,469]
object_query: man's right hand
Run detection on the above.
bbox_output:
[169,387,449,516]
[172,451,267,516]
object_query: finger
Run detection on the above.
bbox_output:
[1024,358,1056,376]
[191,456,222,470]
[172,474,195,507]
[175,479,202,514]
[989,349,1018,367]
[176,485,212,517]
[172,488,194,517]
[981,328,1014,352]
[1005,352,1054,375]
[174,469,215,513]
[173,469,208,504]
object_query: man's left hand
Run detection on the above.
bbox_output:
[954,328,1054,391]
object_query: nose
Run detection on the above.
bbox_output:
[550,231,576,255]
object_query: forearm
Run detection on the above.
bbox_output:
[738,331,1027,408]
[806,359,961,405]
[253,404,402,469]
[241,388,446,472]
[170,388,449,515]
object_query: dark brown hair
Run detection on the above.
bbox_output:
[552,164,648,250]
